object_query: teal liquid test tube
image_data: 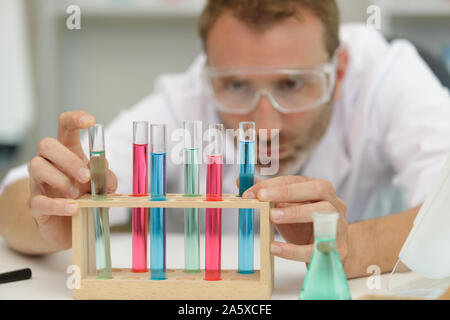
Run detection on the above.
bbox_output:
[150,124,167,280]
[88,124,112,279]
[183,120,202,273]
[238,122,256,274]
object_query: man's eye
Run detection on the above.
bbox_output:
[227,81,248,92]
[278,79,304,91]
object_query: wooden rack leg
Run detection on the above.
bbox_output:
[260,203,274,297]
[87,208,96,273]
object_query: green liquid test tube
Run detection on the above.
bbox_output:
[183,121,202,273]
[89,124,112,279]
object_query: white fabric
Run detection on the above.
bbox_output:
[2,24,450,230]
[399,154,450,279]
[0,0,34,144]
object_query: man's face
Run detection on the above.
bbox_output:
[205,10,342,174]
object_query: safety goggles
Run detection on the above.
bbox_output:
[203,49,339,115]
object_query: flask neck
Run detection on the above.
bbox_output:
[312,212,339,240]
[314,237,337,254]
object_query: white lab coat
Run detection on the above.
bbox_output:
[2,24,450,232]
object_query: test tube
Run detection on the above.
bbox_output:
[184,121,202,273]
[132,121,149,273]
[205,123,223,281]
[238,122,256,274]
[150,124,167,280]
[88,124,112,279]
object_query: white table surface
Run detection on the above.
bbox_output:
[0,233,393,300]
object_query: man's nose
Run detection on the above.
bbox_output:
[251,92,283,132]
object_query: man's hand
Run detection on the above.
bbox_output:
[243,175,348,264]
[28,111,117,251]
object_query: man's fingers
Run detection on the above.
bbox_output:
[57,111,95,158]
[106,169,118,192]
[29,156,85,198]
[259,179,346,216]
[38,137,91,184]
[270,201,337,224]
[30,195,79,224]
[256,179,337,204]
[242,175,310,199]
[271,241,314,262]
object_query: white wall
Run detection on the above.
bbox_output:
[61,16,202,127]
[337,0,373,22]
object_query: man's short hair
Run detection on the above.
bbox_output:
[199,0,340,58]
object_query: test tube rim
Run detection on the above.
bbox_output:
[184,120,202,150]
[312,211,339,221]
[133,121,149,145]
[150,123,167,154]
[88,124,105,153]
[207,123,224,156]
[239,121,256,142]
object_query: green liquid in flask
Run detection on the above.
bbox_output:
[299,213,351,300]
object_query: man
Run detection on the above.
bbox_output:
[1,0,450,279]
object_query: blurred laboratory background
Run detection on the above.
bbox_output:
[1,0,450,181]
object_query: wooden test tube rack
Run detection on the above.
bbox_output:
[72,193,274,300]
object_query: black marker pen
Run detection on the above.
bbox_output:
[0,268,32,284]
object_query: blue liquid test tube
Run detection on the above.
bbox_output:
[238,122,256,274]
[88,124,112,279]
[150,124,167,280]
[183,120,202,273]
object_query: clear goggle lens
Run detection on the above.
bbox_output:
[204,50,339,114]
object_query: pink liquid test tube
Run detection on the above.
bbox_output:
[132,121,149,273]
[205,124,223,281]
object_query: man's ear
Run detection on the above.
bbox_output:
[333,45,349,102]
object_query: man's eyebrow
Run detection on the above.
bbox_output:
[212,74,246,80]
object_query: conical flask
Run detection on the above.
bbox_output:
[299,212,352,300]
